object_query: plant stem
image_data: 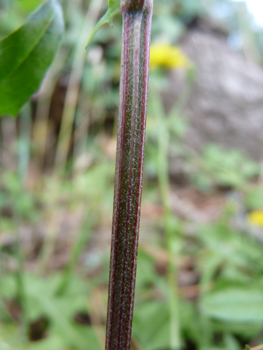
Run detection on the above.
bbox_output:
[56,211,94,296]
[32,48,68,173]
[157,120,181,350]
[15,218,28,340]
[54,0,103,170]
[18,102,31,184]
[105,1,153,350]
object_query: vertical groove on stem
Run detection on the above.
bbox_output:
[105,1,153,350]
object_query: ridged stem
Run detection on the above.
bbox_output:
[105,1,153,350]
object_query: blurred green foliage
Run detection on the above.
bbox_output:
[0,172,38,225]
[191,145,260,190]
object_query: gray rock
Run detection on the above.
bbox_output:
[164,22,263,160]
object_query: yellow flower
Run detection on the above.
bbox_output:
[150,44,189,70]
[248,210,263,227]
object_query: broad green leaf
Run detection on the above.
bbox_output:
[0,323,25,350]
[221,333,240,350]
[16,0,43,13]
[27,335,64,350]
[201,288,263,322]
[85,0,121,48]
[133,301,170,350]
[22,275,91,350]
[0,273,95,350]
[0,0,64,116]
[31,296,89,350]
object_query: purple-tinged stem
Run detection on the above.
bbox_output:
[105,1,153,350]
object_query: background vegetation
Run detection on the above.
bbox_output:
[1,0,263,349]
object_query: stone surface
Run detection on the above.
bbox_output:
[165,21,263,160]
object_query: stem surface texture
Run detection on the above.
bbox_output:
[105,1,153,350]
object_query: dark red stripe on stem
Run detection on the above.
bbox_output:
[105,1,153,350]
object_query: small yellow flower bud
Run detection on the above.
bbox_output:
[248,210,263,227]
[149,44,190,70]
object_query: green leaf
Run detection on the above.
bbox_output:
[27,335,64,350]
[16,0,43,13]
[245,186,263,209]
[85,0,121,48]
[0,0,64,117]
[133,301,170,350]
[21,275,91,350]
[201,288,263,322]
[0,324,25,350]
